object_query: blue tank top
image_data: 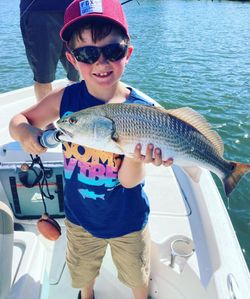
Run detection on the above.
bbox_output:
[60,81,153,238]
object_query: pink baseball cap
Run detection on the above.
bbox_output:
[60,0,129,42]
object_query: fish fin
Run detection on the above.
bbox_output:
[223,162,250,197]
[165,107,224,156]
[183,166,202,182]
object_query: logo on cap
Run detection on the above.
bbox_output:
[79,0,103,16]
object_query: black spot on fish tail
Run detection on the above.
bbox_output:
[223,161,250,197]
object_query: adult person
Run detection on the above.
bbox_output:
[20,0,79,101]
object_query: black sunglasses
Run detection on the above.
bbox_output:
[71,43,128,64]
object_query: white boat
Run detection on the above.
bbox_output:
[0,80,249,299]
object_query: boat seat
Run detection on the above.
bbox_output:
[0,201,14,299]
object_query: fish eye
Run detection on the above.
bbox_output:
[68,116,77,125]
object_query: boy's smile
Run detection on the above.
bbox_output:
[93,71,113,78]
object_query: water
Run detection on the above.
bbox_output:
[0,0,250,267]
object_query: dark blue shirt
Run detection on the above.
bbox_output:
[20,0,73,13]
[60,81,153,238]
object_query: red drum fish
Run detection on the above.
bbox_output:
[57,103,250,197]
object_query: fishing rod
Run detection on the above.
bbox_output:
[122,0,140,5]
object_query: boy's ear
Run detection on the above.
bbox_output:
[125,46,134,63]
[66,51,77,67]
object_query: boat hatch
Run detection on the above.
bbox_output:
[145,164,191,217]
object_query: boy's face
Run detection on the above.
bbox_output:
[66,28,133,95]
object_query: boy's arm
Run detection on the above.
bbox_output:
[9,88,64,154]
[118,144,173,188]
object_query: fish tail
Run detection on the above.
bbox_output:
[223,162,250,197]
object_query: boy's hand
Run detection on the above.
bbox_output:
[119,143,173,188]
[19,126,47,155]
[133,144,173,167]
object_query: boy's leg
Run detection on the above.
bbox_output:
[65,219,107,297]
[132,286,149,299]
[79,279,95,299]
[110,226,151,299]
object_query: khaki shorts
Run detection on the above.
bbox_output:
[65,219,151,289]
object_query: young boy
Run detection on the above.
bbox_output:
[10,1,172,298]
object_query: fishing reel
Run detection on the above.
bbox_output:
[18,154,61,241]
